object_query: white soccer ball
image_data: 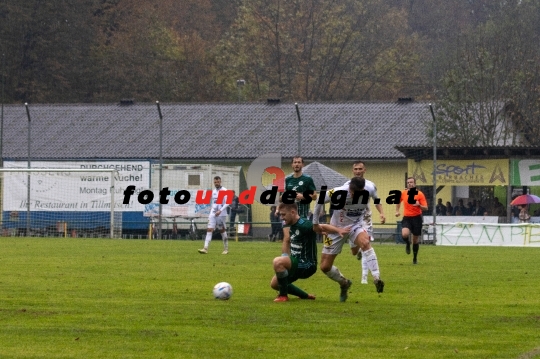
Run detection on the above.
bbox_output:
[213,282,233,300]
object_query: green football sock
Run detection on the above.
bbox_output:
[287,284,308,299]
[276,270,289,296]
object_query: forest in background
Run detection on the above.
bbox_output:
[1,0,539,144]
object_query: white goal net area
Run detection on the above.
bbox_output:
[0,168,124,238]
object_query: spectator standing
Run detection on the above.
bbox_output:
[446,201,453,216]
[269,205,282,241]
[453,199,466,216]
[518,205,531,223]
[471,201,487,216]
[228,191,240,234]
[436,198,447,216]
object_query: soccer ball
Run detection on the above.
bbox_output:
[213,282,233,300]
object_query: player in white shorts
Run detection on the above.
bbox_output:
[198,176,231,254]
[344,161,386,284]
[313,177,384,301]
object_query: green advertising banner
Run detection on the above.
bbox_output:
[511,160,540,186]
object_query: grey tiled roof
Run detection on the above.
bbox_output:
[2,102,432,161]
[295,162,349,189]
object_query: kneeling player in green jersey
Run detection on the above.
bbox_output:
[271,202,349,302]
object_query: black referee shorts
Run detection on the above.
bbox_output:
[402,215,423,236]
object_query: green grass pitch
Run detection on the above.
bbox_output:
[0,237,539,359]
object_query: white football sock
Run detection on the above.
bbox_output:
[204,231,212,249]
[221,232,228,250]
[325,265,345,283]
[361,255,369,278]
[362,248,380,279]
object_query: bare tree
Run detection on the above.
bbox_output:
[218,0,425,101]
[433,0,540,146]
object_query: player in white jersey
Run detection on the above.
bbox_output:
[345,161,386,284]
[312,177,384,301]
[198,176,231,254]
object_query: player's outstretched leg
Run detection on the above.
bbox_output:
[356,251,368,284]
[340,279,352,302]
[287,284,315,300]
[323,265,352,302]
[221,231,228,254]
[198,231,212,254]
[362,248,384,293]
[413,242,419,264]
[361,255,368,284]
[404,236,411,254]
[274,270,290,302]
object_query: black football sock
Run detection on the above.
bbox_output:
[413,243,419,260]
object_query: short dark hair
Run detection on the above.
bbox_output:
[214,176,221,180]
[291,156,304,163]
[353,160,365,166]
[278,202,298,212]
[349,177,365,192]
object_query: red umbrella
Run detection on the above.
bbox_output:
[510,194,540,206]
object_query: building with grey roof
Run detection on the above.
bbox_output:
[1,100,432,162]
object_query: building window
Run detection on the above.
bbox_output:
[188,174,200,186]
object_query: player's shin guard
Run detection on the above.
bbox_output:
[325,266,345,283]
[362,248,380,279]
[204,232,212,249]
[361,255,369,278]
[413,243,419,259]
[221,232,228,250]
[276,270,289,296]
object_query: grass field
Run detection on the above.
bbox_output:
[0,237,539,359]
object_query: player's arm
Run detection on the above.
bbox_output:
[416,193,428,212]
[281,232,291,255]
[370,186,386,224]
[315,223,349,237]
[211,200,220,216]
[311,192,331,225]
[296,179,318,202]
[312,202,325,234]
[219,203,229,215]
[395,200,402,217]
[308,180,318,201]
[297,191,317,202]
[375,203,386,224]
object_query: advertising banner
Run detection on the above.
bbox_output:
[142,190,211,218]
[436,223,540,247]
[408,159,508,186]
[3,161,149,212]
[510,159,540,186]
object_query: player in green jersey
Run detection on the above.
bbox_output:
[278,156,317,249]
[284,156,317,218]
[271,202,348,302]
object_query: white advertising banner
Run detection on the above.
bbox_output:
[424,216,499,224]
[436,223,540,247]
[143,190,211,218]
[3,161,149,212]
